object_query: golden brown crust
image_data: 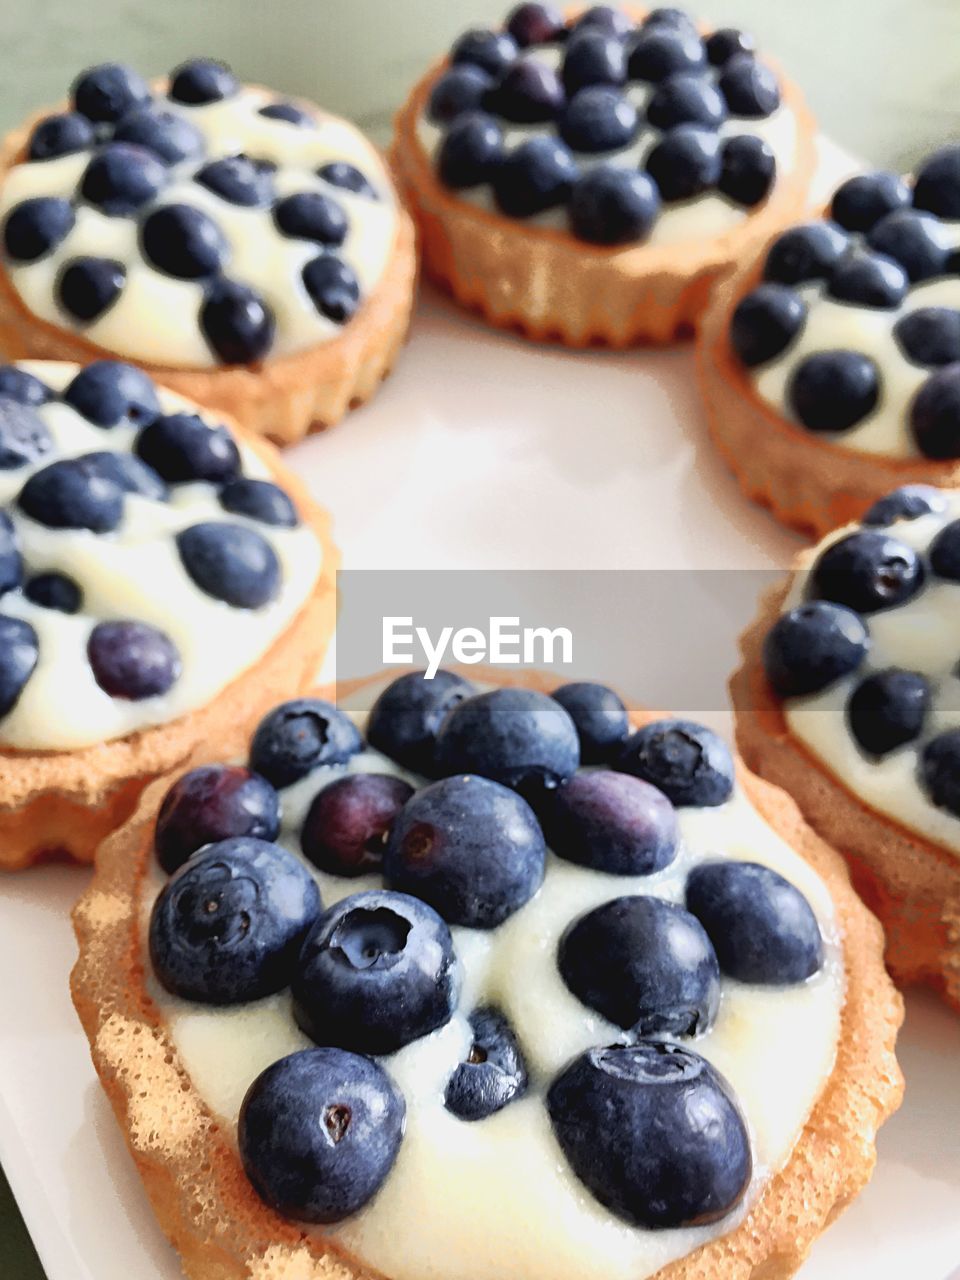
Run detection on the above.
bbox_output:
[72,666,903,1280]
[731,584,960,1011]
[0,105,418,446]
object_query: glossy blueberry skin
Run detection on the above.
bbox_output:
[168,58,239,105]
[427,65,494,125]
[302,255,361,323]
[847,668,929,757]
[3,197,75,262]
[826,249,908,309]
[894,308,960,367]
[573,4,635,38]
[259,101,314,126]
[250,697,363,788]
[646,73,726,130]
[28,111,96,161]
[562,32,627,96]
[929,517,960,579]
[63,360,161,428]
[569,167,659,245]
[444,1007,528,1120]
[0,396,53,469]
[196,155,275,207]
[920,730,960,817]
[384,774,546,927]
[762,221,849,285]
[25,571,82,614]
[200,279,276,363]
[135,411,240,483]
[451,28,518,76]
[0,366,54,409]
[293,889,460,1055]
[628,28,705,82]
[367,668,475,775]
[910,365,960,460]
[219,478,298,527]
[150,837,321,1003]
[0,512,21,595]
[810,530,924,614]
[762,601,869,697]
[718,53,780,117]
[318,161,379,200]
[788,351,880,433]
[71,62,150,123]
[0,615,38,717]
[114,107,205,165]
[705,28,756,66]
[506,2,566,46]
[645,125,722,201]
[863,484,947,527]
[154,764,281,874]
[546,770,678,875]
[18,456,124,532]
[643,7,699,35]
[140,203,229,280]
[57,256,125,322]
[829,170,911,233]
[491,60,566,124]
[437,112,504,189]
[559,86,638,153]
[176,521,281,608]
[618,719,734,807]
[80,144,166,216]
[83,450,168,501]
[551,680,628,764]
[301,773,414,878]
[493,136,578,217]
[730,284,805,367]
[867,209,948,284]
[239,1047,404,1224]
[912,144,960,219]
[87,620,181,699]
[718,134,775,207]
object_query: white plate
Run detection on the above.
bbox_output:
[2,137,960,1279]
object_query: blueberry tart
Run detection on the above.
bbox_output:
[72,667,901,1280]
[0,60,416,444]
[392,5,816,345]
[0,359,335,869]
[698,145,960,536]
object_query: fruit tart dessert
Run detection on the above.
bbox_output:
[392,4,816,345]
[72,666,902,1280]
[0,59,416,444]
[698,145,960,536]
[0,358,335,869]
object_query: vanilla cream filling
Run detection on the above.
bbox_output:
[0,361,321,750]
[0,87,397,367]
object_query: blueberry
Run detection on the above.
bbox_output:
[176,521,281,608]
[788,351,880,433]
[646,72,726,130]
[451,29,518,77]
[366,668,475,774]
[628,28,705,82]
[24,572,82,614]
[82,450,169,501]
[763,221,849,285]
[911,366,960,460]
[913,144,960,219]
[546,770,678,875]
[318,162,379,201]
[548,1042,750,1228]
[168,58,239,105]
[273,191,347,247]
[829,170,911,233]
[551,680,628,763]
[730,284,805,367]
[617,719,733,807]
[437,112,504,189]
[705,28,756,66]
[196,155,274,207]
[0,512,21,595]
[302,253,362,325]
[645,125,722,201]
[506,2,566,46]
[239,1047,404,1223]
[150,837,321,1003]
[642,8,698,35]
[80,144,166,216]
[489,60,566,123]
[867,209,948,283]
[493,136,578,217]
[219,478,298,527]
[3,197,74,262]
[292,889,460,1054]
[569,167,659,244]
[0,366,53,409]
[250,697,363,788]
[200,279,276,363]
[18,456,124,532]
[445,1007,528,1120]
[27,112,96,161]
[301,773,414,877]
[863,484,947,527]
[572,5,635,38]
[920,730,960,817]
[135,411,240,483]
[63,360,161,428]
[258,101,314,126]
[87,620,180,699]
[56,256,125,322]
[847,668,929,757]
[762,601,869,697]
[718,134,775,206]
[140,203,229,280]
[384,774,545,927]
[0,616,39,718]
[71,63,150,123]
[686,861,823,983]
[719,53,780,117]
[809,530,924,613]
[427,65,493,125]
[155,764,281,874]
[929,517,960,579]
[560,86,638,152]
[826,249,908,309]
[562,32,627,96]
[114,107,205,165]
[0,396,53,468]
[434,686,579,803]
[894,308,960,367]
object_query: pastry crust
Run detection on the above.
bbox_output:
[0,418,338,872]
[732,583,960,1011]
[391,23,817,347]
[72,666,903,1280]
[0,104,418,447]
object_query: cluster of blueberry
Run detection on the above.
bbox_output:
[765,485,960,809]
[426,3,782,246]
[147,670,825,1230]
[3,59,380,361]
[0,360,298,715]
[731,148,960,458]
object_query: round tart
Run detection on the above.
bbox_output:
[698,145,960,537]
[0,358,335,870]
[732,485,960,1008]
[72,666,901,1280]
[392,4,816,345]
[0,59,416,444]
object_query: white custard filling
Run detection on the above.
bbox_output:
[0,361,321,750]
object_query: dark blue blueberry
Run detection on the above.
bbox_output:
[788,351,880,433]
[493,136,578,217]
[82,450,169,501]
[168,58,239,105]
[0,512,21,595]
[250,697,363,788]
[920,730,960,817]
[730,283,805,367]
[258,101,314,126]
[384,774,546,927]
[826,248,908,309]
[489,59,566,123]
[18,456,124,532]
[154,764,281,874]
[24,571,82,614]
[686,860,824,983]
[427,65,493,125]
[559,895,720,1035]
[451,28,518,76]
[219,478,298,527]
[913,144,960,219]
[437,112,504,189]
[367,668,475,775]
[176,521,281,608]
[642,8,698,35]
[930,517,960,579]
[80,144,166,216]
[239,1047,404,1223]
[506,2,566,46]
[88,619,181,699]
[200,279,276,363]
[645,125,722,201]
[0,366,53,408]
[572,5,635,38]
[318,161,379,200]
[570,167,659,244]
[867,209,948,283]
[551,680,629,763]
[718,134,775,207]
[762,601,869,697]
[559,86,638,152]
[847,668,929,757]
[56,256,125,322]
[63,360,161,427]
[445,1008,528,1120]
[862,484,947,527]
[829,170,911,233]
[141,203,229,279]
[71,63,150,123]
[135,411,240,483]
[293,889,460,1054]
[628,28,705,82]
[300,772,414,877]
[273,191,347,246]
[0,395,53,468]
[705,28,756,66]
[718,53,780,117]
[196,155,274,207]
[114,107,206,165]
[546,770,678,875]
[562,32,627,96]
[911,366,960,460]
[27,112,96,161]
[810,530,924,613]
[617,719,734,807]
[894,308,960,367]
[0,616,39,718]
[150,837,321,1002]
[646,72,726,130]
[303,255,361,324]
[3,197,74,262]
[763,221,849,285]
